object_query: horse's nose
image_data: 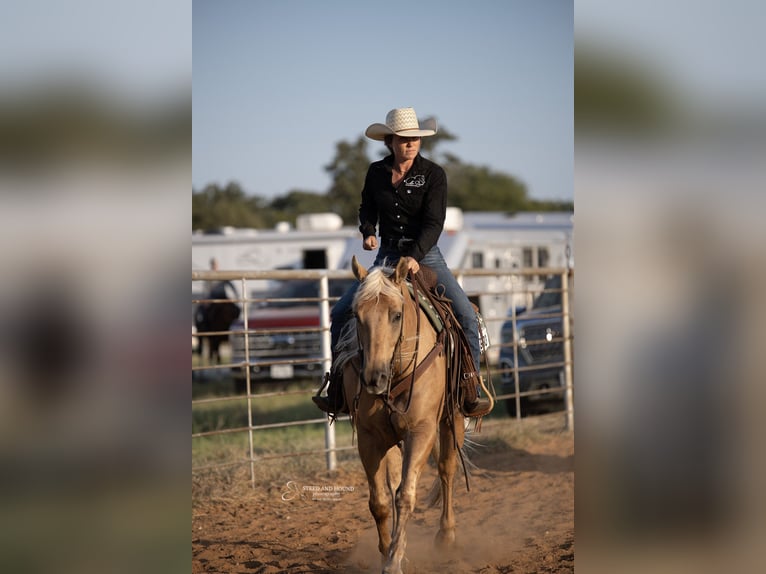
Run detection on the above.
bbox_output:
[364,367,390,395]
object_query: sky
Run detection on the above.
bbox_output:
[193,0,574,202]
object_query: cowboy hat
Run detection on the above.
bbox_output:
[365,107,438,141]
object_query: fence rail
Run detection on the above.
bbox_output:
[192,266,574,484]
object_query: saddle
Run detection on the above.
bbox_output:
[408,265,484,412]
[322,264,488,420]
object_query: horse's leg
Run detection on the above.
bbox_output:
[384,429,437,574]
[209,335,220,365]
[358,433,399,559]
[386,443,403,543]
[435,414,465,549]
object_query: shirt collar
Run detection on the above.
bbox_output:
[382,153,424,171]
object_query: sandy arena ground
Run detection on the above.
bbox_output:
[193,417,574,573]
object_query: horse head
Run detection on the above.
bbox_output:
[351,255,411,395]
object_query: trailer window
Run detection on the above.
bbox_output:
[471,252,484,269]
[537,247,550,280]
[537,247,549,268]
[523,247,533,268]
[303,249,327,269]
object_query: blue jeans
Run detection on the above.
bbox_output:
[330,245,481,373]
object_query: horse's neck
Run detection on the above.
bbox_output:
[395,285,436,371]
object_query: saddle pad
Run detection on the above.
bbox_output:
[406,282,491,351]
[406,283,444,333]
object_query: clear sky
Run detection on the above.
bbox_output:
[193,0,573,202]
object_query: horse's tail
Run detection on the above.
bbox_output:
[425,441,442,508]
[425,480,442,508]
[425,426,478,508]
[334,319,358,367]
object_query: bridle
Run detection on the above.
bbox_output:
[355,273,442,415]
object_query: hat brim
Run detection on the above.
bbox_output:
[365,117,438,141]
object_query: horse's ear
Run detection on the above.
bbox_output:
[351,255,367,282]
[393,257,409,284]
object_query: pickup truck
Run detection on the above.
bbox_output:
[229,278,356,384]
[498,273,573,416]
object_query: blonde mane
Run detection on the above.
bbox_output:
[352,266,403,308]
[334,265,405,371]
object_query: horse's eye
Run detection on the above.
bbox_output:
[392,312,402,323]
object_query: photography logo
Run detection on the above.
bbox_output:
[280,480,355,502]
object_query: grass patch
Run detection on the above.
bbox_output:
[192,391,324,434]
[191,370,571,500]
[470,411,570,452]
[192,373,359,492]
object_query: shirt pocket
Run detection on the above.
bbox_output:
[400,185,425,210]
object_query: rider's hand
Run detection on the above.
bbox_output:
[403,256,420,275]
[363,236,378,251]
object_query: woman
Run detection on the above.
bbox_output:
[313,107,490,417]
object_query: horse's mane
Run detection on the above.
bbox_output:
[352,265,403,308]
[333,265,406,372]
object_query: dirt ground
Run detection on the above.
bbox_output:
[192,417,574,573]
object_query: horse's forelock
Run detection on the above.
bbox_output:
[353,266,403,309]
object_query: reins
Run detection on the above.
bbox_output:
[352,266,472,492]
[386,273,423,413]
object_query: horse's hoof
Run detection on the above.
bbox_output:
[382,566,402,574]
[434,528,456,549]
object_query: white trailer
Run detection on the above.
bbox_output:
[453,213,573,363]
[193,209,573,363]
[192,214,360,297]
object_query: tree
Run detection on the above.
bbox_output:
[193,120,571,232]
[419,116,457,160]
[191,182,268,231]
[527,198,574,212]
[324,136,370,224]
[269,190,332,223]
[442,156,530,212]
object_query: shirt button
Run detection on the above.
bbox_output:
[399,225,403,229]
[396,215,400,218]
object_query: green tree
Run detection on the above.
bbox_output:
[527,198,574,211]
[268,190,332,223]
[194,119,571,232]
[324,136,370,224]
[442,156,530,212]
[419,116,457,160]
[191,182,268,231]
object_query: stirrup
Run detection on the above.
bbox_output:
[461,375,494,417]
[463,396,492,418]
[312,371,348,415]
[312,394,335,413]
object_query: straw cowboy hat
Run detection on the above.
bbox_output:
[365,107,438,141]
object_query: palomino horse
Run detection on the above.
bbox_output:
[339,255,466,574]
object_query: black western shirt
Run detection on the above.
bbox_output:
[358,153,447,262]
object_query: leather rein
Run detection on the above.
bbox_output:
[356,273,445,415]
